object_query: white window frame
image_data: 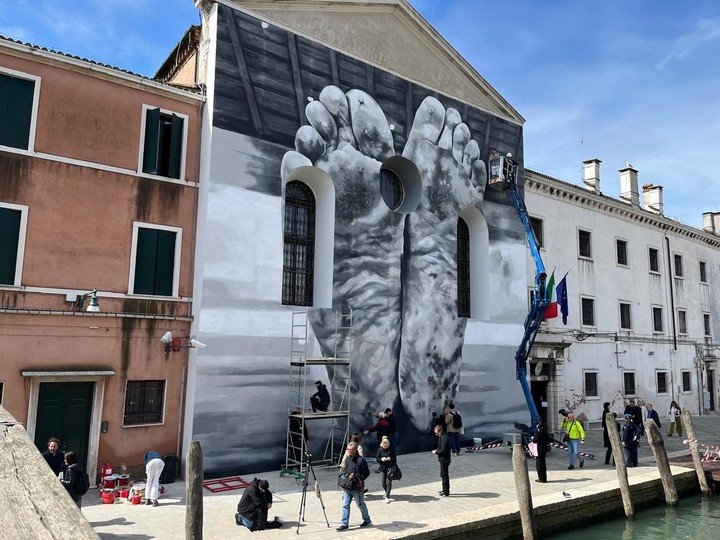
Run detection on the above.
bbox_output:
[680,370,692,394]
[699,260,707,284]
[704,312,712,337]
[619,301,632,330]
[0,201,29,287]
[0,66,41,154]
[136,104,189,182]
[577,228,593,260]
[652,305,664,334]
[121,378,168,428]
[673,253,684,279]
[648,245,661,275]
[655,370,668,395]
[677,309,688,336]
[623,371,637,397]
[128,222,182,298]
[529,215,544,249]
[615,237,629,268]
[580,295,595,327]
[583,370,599,399]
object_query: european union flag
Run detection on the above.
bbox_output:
[556,274,569,325]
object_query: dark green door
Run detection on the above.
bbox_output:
[34,382,94,467]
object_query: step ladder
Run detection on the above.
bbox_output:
[283,308,353,475]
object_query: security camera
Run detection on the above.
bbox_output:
[160,331,173,344]
[190,339,207,349]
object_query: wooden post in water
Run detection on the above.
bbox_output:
[681,410,710,496]
[645,419,678,505]
[186,440,204,539]
[512,443,537,540]
[606,412,634,518]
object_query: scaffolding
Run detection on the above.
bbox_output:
[283,308,353,474]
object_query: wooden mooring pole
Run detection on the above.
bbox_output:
[645,419,678,505]
[681,410,711,496]
[512,443,537,540]
[606,412,634,518]
[186,440,204,539]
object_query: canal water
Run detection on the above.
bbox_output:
[549,495,720,539]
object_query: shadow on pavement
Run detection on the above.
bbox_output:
[449,492,500,498]
[383,494,437,503]
[373,521,427,532]
[99,534,154,539]
[90,518,134,527]
[546,477,593,483]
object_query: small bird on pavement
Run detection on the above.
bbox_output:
[562,491,572,498]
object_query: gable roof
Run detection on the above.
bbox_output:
[221,0,524,124]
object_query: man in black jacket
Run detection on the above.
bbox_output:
[60,451,84,508]
[42,437,65,477]
[236,479,282,531]
[432,425,451,496]
[337,442,372,531]
[310,380,331,412]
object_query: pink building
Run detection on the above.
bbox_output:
[0,35,202,480]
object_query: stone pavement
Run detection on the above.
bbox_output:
[83,414,720,539]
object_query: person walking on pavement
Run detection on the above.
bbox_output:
[432,424,451,496]
[42,437,65,477]
[337,442,371,531]
[668,401,682,437]
[377,436,396,503]
[310,380,331,412]
[532,422,549,483]
[444,403,463,456]
[645,403,661,429]
[561,411,585,470]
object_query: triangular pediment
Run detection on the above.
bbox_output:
[223,0,524,124]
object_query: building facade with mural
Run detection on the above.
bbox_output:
[178,0,532,475]
[525,162,720,432]
[0,36,202,479]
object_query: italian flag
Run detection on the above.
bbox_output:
[543,270,558,319]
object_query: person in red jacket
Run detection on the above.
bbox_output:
[363,413,391,444]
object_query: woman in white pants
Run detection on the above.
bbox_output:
[144,451,165,507]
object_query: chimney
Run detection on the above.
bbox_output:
[619,163,639,206]
[582,158,601,193]
[714,213,720,236]
[703,212,716,234]
[641,183,663,215]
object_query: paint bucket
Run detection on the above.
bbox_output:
[118,488,130,499]
[100,489,116,504]
[101,463,113,477]
[131,482,146,498]
[116,474,130,487]
[130,494,142,505]
[102,475,117,489]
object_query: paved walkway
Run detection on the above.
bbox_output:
[84,414,720,539]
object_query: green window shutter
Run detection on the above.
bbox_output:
[0,74,34,150]
[154,230,176,296]
[0,208,21,285]
[142,107,161,174]
[133,228,158,295]
[167,114,184,179]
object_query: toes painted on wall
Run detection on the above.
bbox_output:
[404,97,445,158]
[462,140,480,178]
[471,158,488,195]
[295,125,326,162]
[318,85,357,148]
[452,123,471,165]
[346,89,395,161]
[438,108,461,150]
[305,100,338,148]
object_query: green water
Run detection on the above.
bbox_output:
[549,495,720,539]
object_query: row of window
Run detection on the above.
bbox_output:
[577,296,712,336]
[530,217,709,283]
[0,69,187,180]
[281,180,474,316]
[583,370,692,398]
[0,202,181,296]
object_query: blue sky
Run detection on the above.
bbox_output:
[3,0,720,227]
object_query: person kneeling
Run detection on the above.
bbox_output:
[236,478,283,531]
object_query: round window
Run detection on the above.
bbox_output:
[380,168,404,211]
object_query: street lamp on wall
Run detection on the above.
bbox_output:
[75,289,100,312]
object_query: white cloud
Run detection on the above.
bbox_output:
[656,18,720,70]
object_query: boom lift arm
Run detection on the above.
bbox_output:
[488,150,547,432]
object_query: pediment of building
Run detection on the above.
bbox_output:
[225,0,524,124]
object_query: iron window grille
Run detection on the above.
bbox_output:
[457,217,470,318]
[282,181,315,306]
[380,168,404,210]
[124,380,165,425]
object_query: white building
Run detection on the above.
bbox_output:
[525,161,720,431]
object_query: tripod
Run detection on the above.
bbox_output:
[296,451,330,534]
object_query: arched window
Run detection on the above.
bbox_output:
[282,181,315,306]
[380,168,404,210]
[457,217,470,318]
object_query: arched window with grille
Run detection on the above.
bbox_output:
[457,217,470,318]
[282,181,315,306]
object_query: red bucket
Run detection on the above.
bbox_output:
[118,488,130,499]
[100,489,116,504]
[130,494,142,505]
[116,474,130,487]
[102,475,117,489]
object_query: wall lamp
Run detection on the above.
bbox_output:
[160,331,207,353]
[74,289,100,312]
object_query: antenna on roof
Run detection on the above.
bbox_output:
[580,102,584,182]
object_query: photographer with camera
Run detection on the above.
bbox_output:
[337,442,372,531]
[236,478,283,531]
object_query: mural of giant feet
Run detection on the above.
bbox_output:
[281,85,405,421]
[399,97,487,431]
[281,88,487,433]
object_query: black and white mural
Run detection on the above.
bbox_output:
[191,5,529,475]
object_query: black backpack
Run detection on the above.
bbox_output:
[75,470,90,496]
[452,412,462,429]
